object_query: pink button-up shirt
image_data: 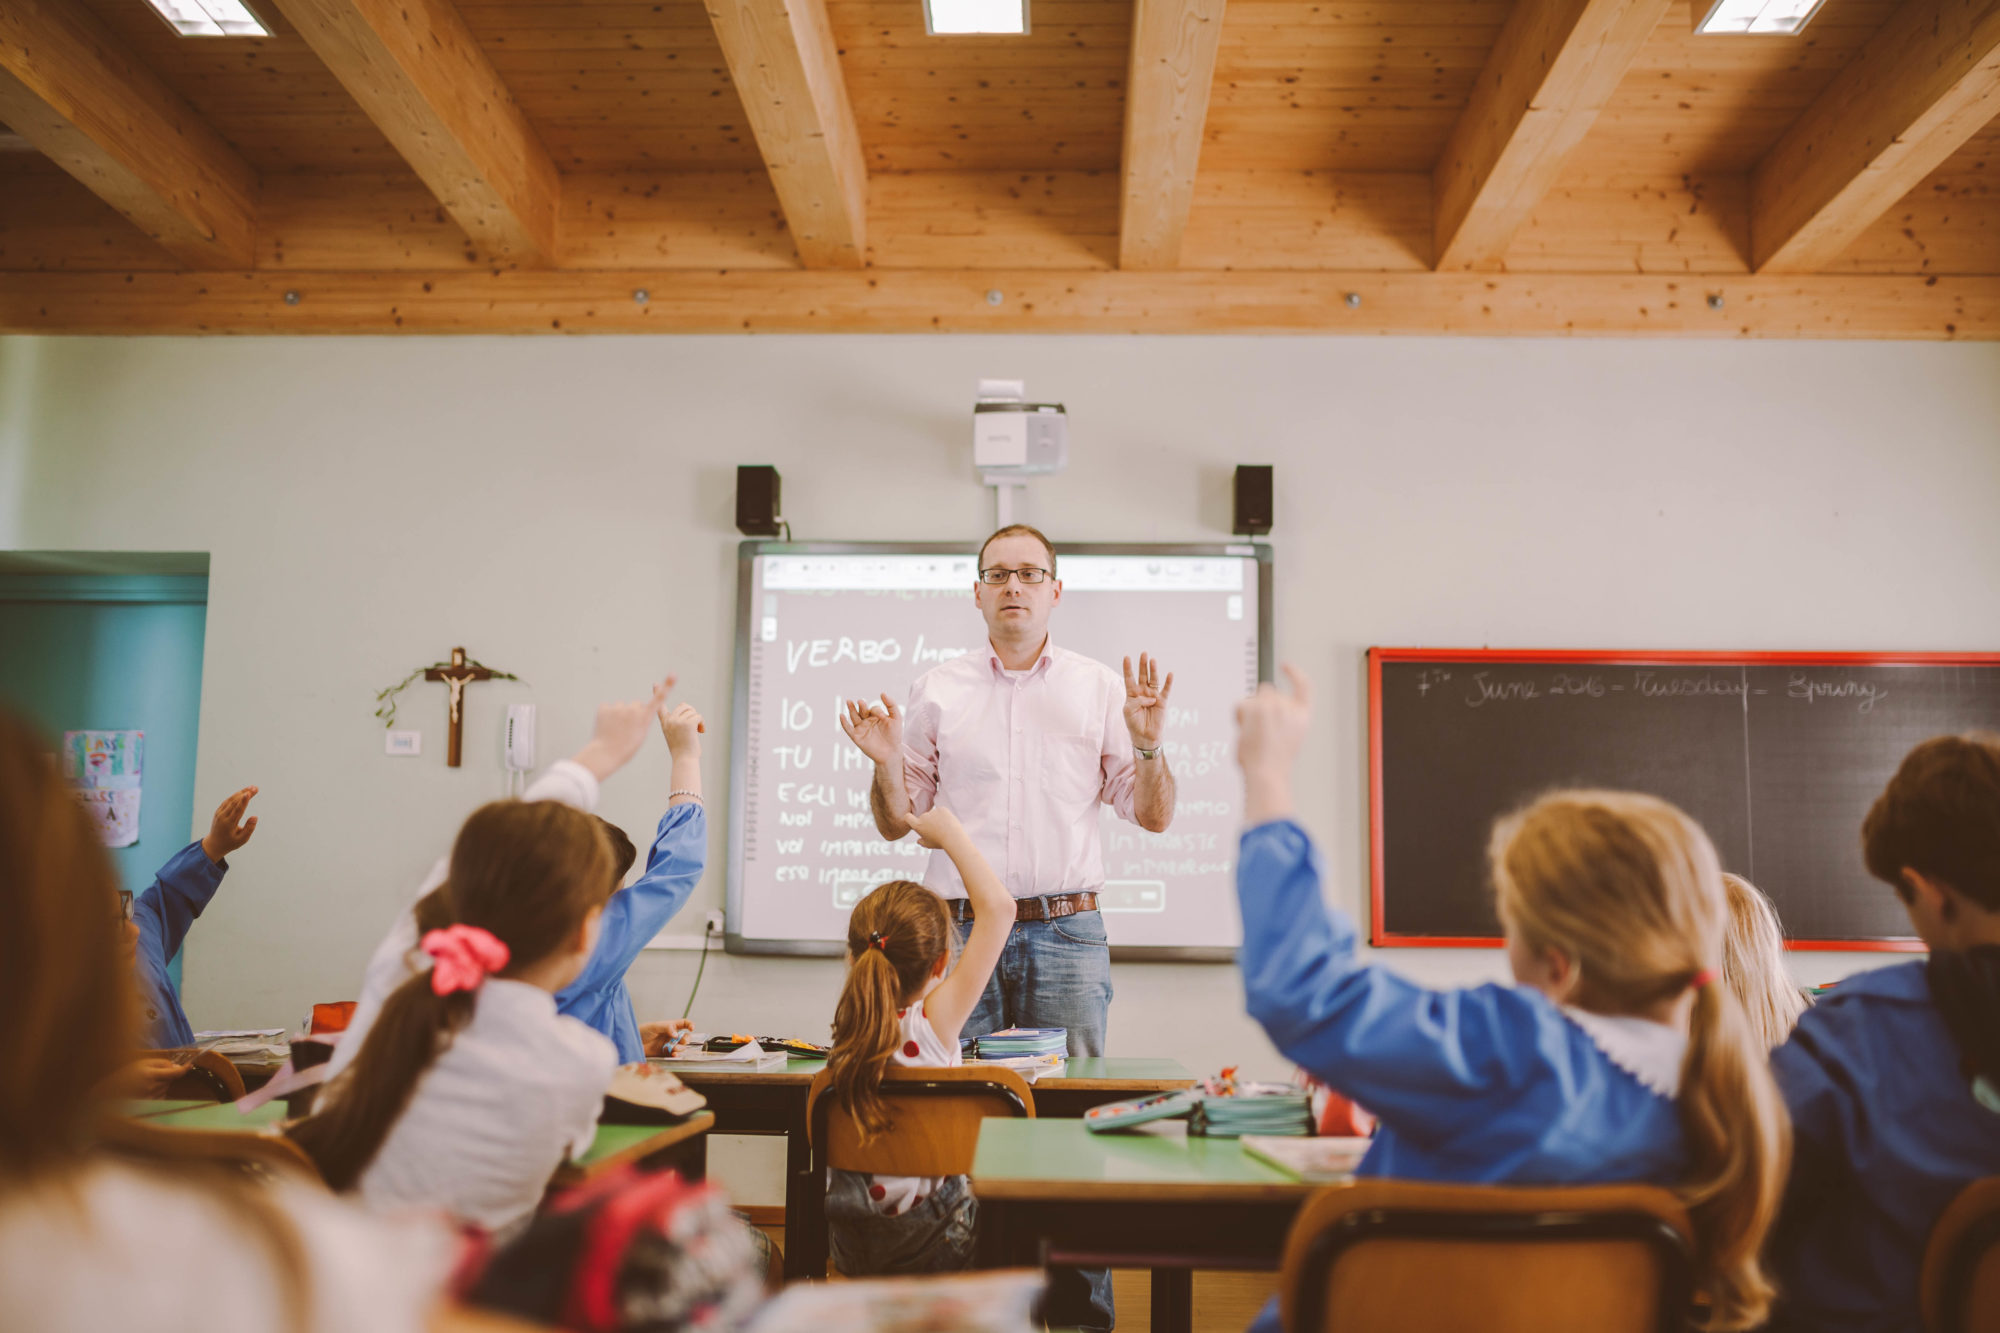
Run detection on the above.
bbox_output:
[902,638,1140,900]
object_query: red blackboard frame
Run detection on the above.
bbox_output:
[1367,648,2000,952]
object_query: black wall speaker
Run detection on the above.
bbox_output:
[736,465,782,537]
[1233,465,1274,536]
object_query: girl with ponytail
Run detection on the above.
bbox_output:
[292,799,617,1236]
[1232,668,1788,1333]
[1765,733,2000,1333]
[823,805,1014,1275]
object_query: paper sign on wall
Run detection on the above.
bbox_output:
[62,730,144,848]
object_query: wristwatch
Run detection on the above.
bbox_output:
[1135,745,1162,761]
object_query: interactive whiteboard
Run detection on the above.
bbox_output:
[726,542,1273,959]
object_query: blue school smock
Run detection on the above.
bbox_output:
[1767,961,2000,1333]
[555,801,707,1063]
[1237,820,1691,1333]
[1238,819,1689,1184]
[133,840,228,1049]
[1237,820,1692,1333]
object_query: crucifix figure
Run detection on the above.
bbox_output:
[426,647,494,768]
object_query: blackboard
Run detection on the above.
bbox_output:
[1369,650,2000,949]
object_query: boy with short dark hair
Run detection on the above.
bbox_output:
[1766,733,2000,1333]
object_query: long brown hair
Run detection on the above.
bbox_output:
[410,815,634,938]
[826,880,955,1139]
[1720,874,1808,1050]
[0,707,308,1318]
[291,800,613,1189]
[1491,791,1790,1332]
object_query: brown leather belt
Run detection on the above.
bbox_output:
[948,891,1098,924]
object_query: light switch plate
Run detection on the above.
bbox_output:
[386,730,422,756]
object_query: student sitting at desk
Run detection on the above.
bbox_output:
[292,798,620,1236]
[823,805,1015,1276]
[1231,668,1789,1333]
[126,785,261,1055]
[0,708,454,1333]
[1764,734,2000,1333]
[328,678,706,1080]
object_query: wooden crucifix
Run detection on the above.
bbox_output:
[426,647,493,768]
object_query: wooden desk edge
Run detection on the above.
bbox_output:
[969,1175,1316,1204]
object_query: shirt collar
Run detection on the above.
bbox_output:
[1561,1006,1686,1098]
[987,634,1056,678]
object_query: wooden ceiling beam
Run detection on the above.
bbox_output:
[2,269,1993,339]
[1432,0,1673,272]
[1118,0,1229,269]
[1751,0,2000,274]
[0,0,258,269]
[267,0,560,265]
[703,0,867,268]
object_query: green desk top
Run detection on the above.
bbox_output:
[574,1119,698,1167]
[971,1118,1314,1202]
[122,1099,215,1119]
[149,1100,290,1132]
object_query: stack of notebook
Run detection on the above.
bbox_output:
[974,1028,1068,1059]
[1188,1071,1312,1137]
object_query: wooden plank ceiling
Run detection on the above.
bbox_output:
[0,0,1996,333]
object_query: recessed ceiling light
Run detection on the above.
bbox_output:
[144,0,270,37]
[1693,0,1825,35]
[923,0,1029,35]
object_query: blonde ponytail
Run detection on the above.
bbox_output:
[1492,790,1790,1331]
[827,880,954,1140]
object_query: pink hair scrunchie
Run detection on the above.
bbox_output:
[421,924,510,996]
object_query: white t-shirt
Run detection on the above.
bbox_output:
[849,1004,961,1218]
[352,977,616,1235]
[327,759,602,1084]
[0,1161,452,1333]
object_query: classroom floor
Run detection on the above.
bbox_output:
[748,1214,1279,1332]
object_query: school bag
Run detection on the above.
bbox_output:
[459,1165,767,1333]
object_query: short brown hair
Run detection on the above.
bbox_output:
[1862,733,2000,910]
[979,524,1057,576]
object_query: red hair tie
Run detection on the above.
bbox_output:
[867,931,891,952]
[1689,968,1716,991]
[422,925,510,995]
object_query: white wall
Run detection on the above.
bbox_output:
[5,335,1999,1091]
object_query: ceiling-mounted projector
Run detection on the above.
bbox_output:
[974,378,1067,483]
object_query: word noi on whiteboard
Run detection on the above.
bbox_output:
[785,637,970,672]
[1436,669,1892,714]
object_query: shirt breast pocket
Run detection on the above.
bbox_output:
[1042,734,1104,807]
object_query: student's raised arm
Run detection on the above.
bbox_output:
[1233,669,1570,1141]
[907,806,1010,1045]
[141,787,259,961]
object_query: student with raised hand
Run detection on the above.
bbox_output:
[822,805,1014,1276]
[1765,734,2000,1333]
[328,679,705,1080]
[127,785,261,1051]
[292,800,619,1236]
[1232,667,1789,1333]
[0,707,454,1333]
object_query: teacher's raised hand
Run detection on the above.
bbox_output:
[839,693,904,766]
[1122,653,1175,750]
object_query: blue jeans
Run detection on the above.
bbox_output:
[963,907,1115,1330]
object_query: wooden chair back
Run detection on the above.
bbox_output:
[1923,1177,2000,1333]
[103,1114,323,1184]
[1279,1179,1695,1333]
[145,1048,248,1102]
[806,1065,1034,1177]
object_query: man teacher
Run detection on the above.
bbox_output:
[838,522,1178,1327]
[841,521,1178,1048]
